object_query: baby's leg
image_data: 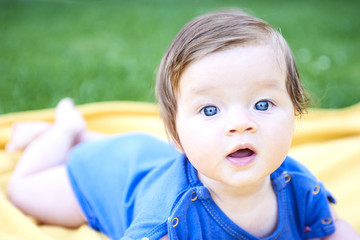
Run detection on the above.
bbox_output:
[7,98,93,227]
[9,98,86,178]
[6,104,107,152]
[6,121,52,152]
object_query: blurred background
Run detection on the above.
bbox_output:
[0,0,359,114]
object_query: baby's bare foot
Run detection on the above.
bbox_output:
[54,98,86,140]
[6,121,52,152]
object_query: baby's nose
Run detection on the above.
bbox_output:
[225,111,257,135]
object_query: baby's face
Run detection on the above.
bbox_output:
[176,44,295,190]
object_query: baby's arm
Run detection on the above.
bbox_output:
[326,219,360,239]
[7,99,101,227]
[317,207,360,240]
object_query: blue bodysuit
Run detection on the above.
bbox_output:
[66,133,336,240]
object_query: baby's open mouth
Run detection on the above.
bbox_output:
[226,148,256,167]
[228,148,255,158]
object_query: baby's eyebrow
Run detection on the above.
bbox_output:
[256,80,287,92]
[189,85,217,95]
[179,86,218,104]
[258,79,283,87]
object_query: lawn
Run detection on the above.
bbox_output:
[0,0,359,114]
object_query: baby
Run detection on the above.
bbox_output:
[7,8,359,240]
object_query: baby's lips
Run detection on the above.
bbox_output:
[228,148,254,158]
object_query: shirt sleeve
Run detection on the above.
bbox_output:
[304,181,336,239]
[281,157,336,239]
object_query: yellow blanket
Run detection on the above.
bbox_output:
[0,101,359,239]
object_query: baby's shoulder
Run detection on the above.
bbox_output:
[275,157,336,238]
[276,156,318,184]
[272,156,335,202]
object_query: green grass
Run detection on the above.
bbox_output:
[0,0,359,114]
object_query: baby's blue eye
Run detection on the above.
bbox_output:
[255,100,273,111]
[202,106,219,116]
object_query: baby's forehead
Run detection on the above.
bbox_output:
[187,41,287,76]
[177,43,288,97]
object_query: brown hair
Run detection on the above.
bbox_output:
[156,8,308,146]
